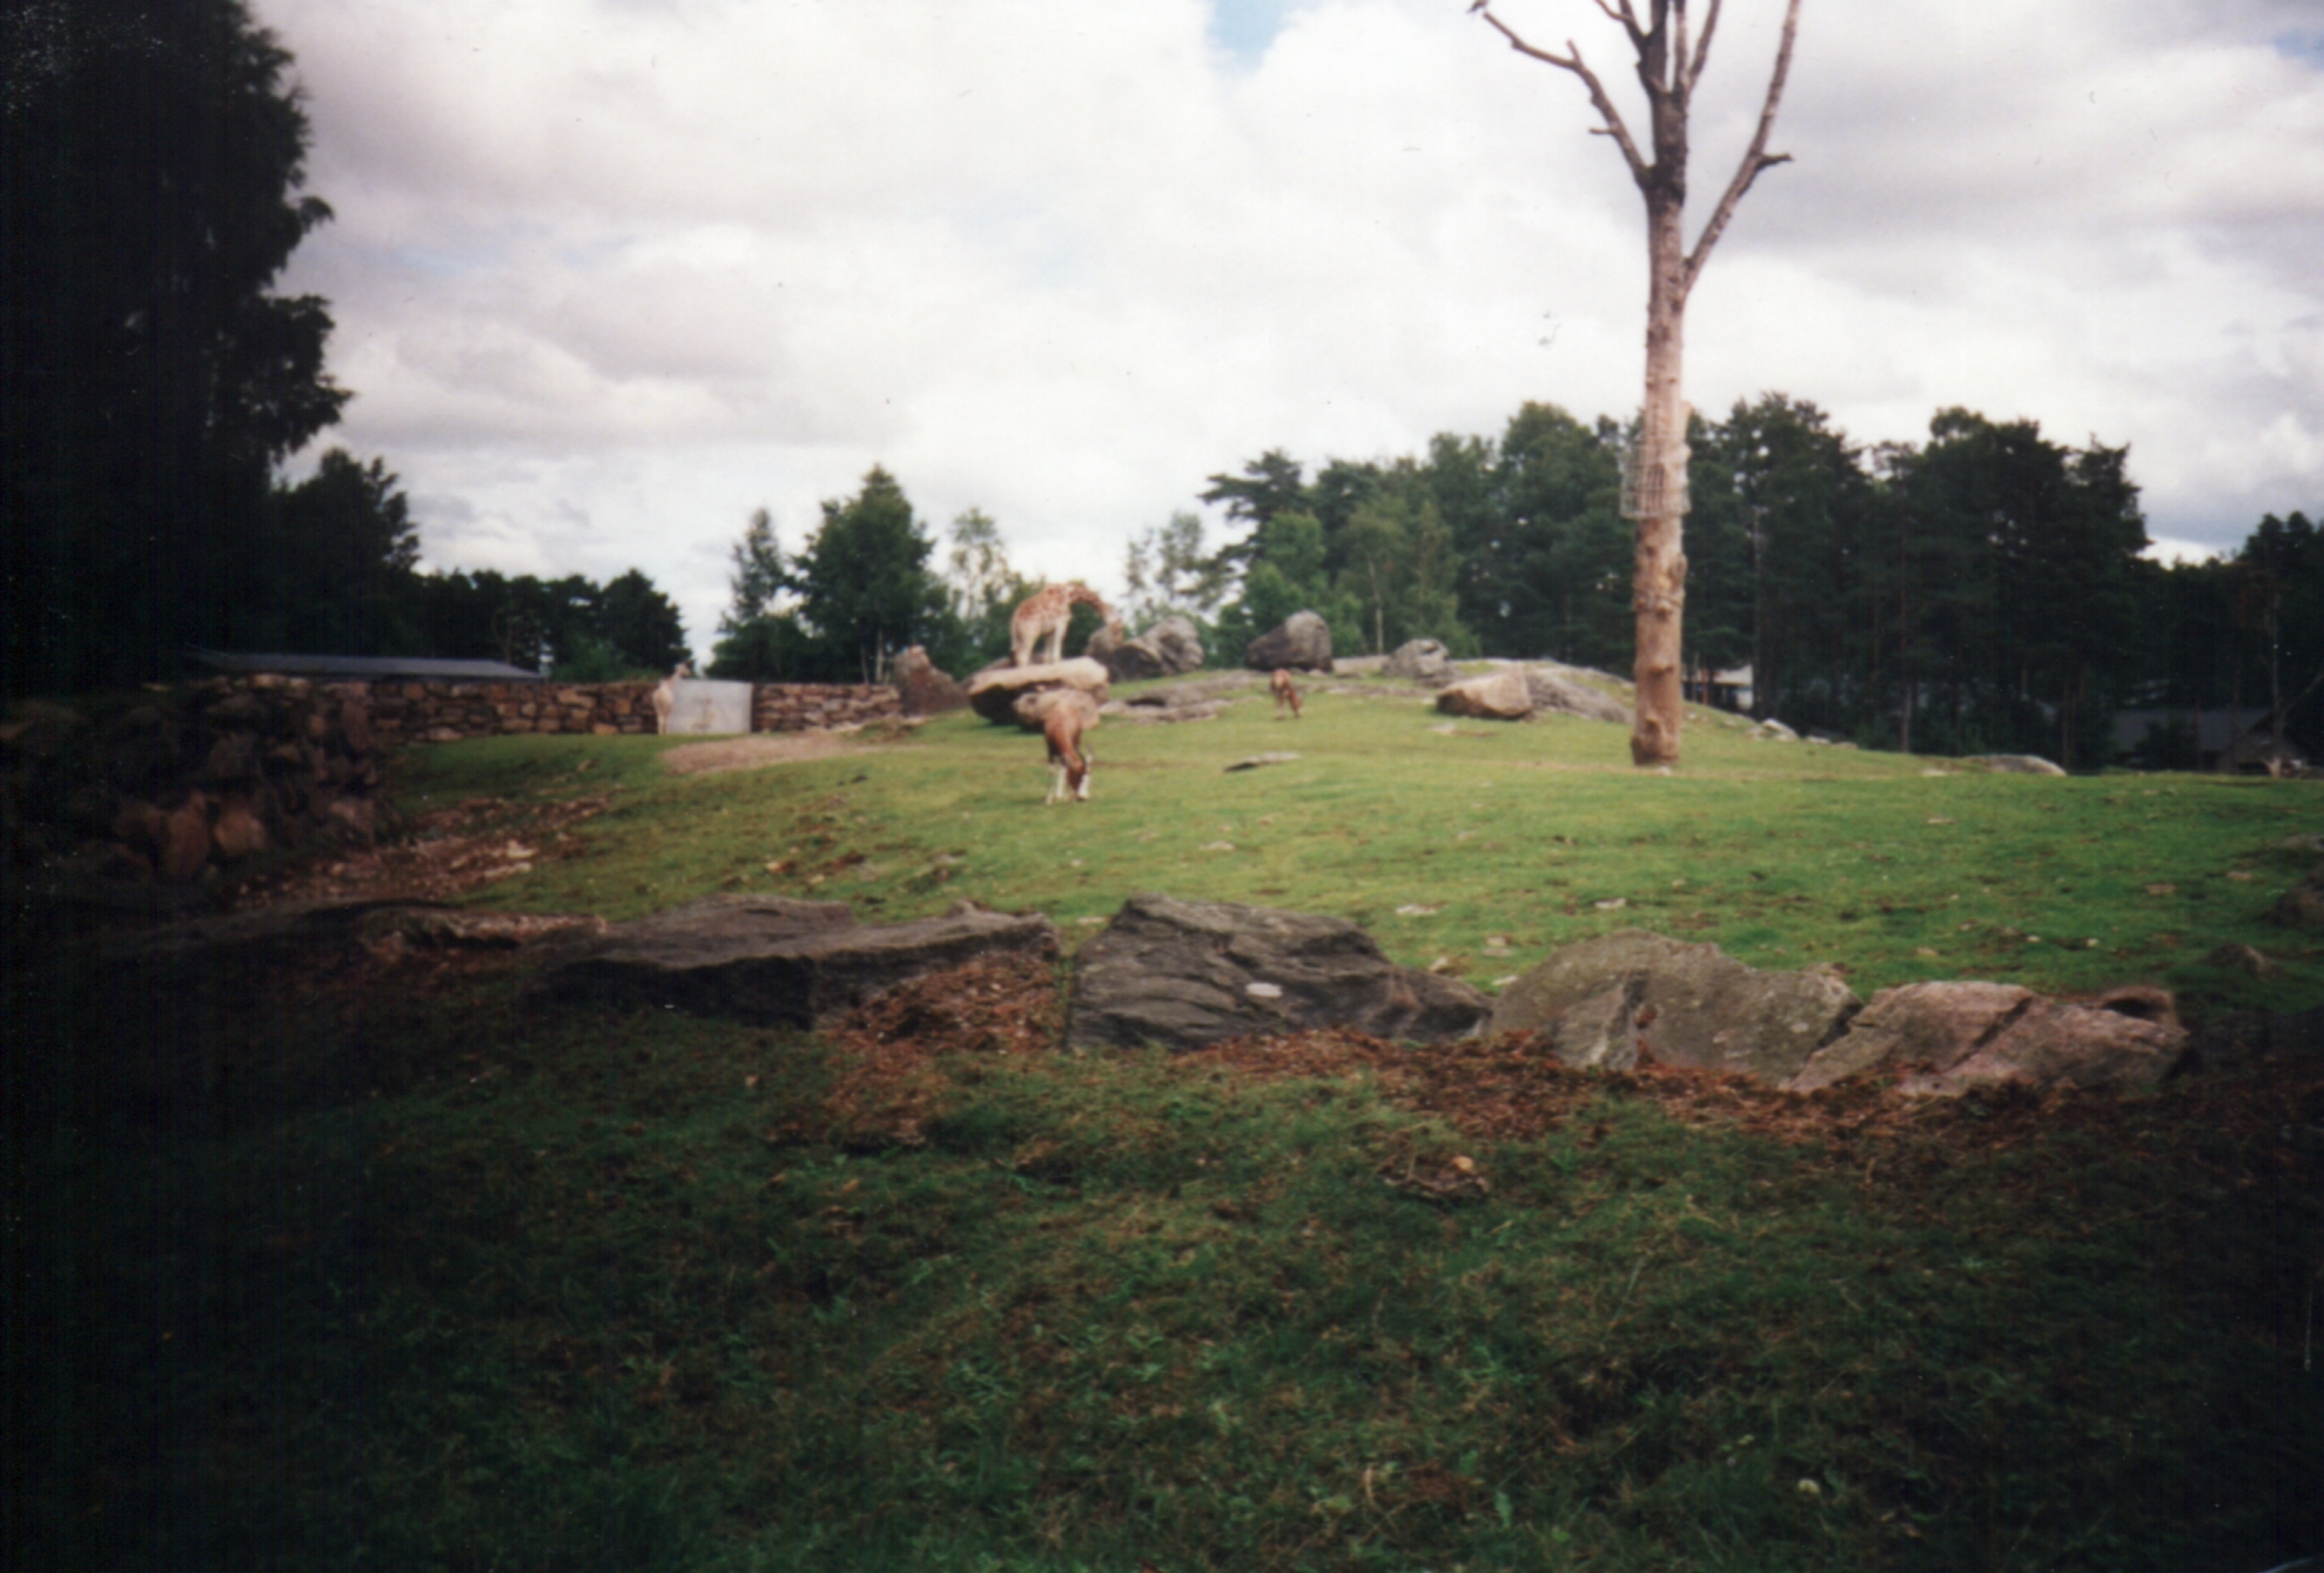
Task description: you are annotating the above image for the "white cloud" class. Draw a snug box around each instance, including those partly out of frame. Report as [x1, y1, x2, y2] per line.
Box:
[263, 0, 2324, 660]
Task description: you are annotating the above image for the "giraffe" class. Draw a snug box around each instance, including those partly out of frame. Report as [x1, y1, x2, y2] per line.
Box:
[1009, 583, 1118, 668]
[651, 660, 694, 735]
[1041, 691, 1099, 804]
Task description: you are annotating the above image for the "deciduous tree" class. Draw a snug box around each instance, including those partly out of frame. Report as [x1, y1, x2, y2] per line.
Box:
[1473, 0, 1804, 765]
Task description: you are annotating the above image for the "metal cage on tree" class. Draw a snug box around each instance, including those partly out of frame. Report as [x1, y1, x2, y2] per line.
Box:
[1619, 435, 1692, 521]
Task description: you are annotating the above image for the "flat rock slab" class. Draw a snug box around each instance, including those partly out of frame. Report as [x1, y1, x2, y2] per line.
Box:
[1436, 669, 1534, 722]
[1787, 978, 2188, 1096]
[1066, 893, 1489, 1052]
[546, 896, 1059, 1027]
[966, 658, 1110, 726]
[1487, 931, 1860, 1082]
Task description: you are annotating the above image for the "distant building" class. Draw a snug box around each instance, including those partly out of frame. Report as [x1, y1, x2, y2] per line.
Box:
[2112, 707, 2311, 773]
[190, 649, 546, 683]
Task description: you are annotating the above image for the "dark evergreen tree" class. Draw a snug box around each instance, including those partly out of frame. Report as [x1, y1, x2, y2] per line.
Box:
[2, 0, 348, 691]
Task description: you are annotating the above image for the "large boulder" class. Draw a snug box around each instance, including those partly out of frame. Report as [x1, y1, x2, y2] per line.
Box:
[543, 896, 1059, 1027]
[1785, 979, 2188, 1096]
[966, 657, 1110, 726]
[1785, 981, 2035, 1093]
[1487, 931, 1861, 1083]
[1093, 615, 1206, 683]
[1066, 893, 1490, 1052]
[1524, 667, 1630, 724]
[1383, 638, 1457, 686]
[1245, 611, 1333, 673]
[892, 645, 968, 716]
[1436, 669, 1535, 722]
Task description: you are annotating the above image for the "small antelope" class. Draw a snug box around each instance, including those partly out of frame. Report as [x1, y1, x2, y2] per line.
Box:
[1042, 692, 1099, 804]
[1270, 667, 1302, 720]
[651, 660, 694, 735]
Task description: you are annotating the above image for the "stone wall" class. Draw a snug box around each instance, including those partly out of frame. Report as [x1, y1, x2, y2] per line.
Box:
[349, 679, 902, 743]
[753, 683, 903, 734]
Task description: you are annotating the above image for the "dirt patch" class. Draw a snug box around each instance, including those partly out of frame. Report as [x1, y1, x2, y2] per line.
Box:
[661, 724, 921, 776]
[788, 951, 1067, 1147]
[234, 794, 611, 908]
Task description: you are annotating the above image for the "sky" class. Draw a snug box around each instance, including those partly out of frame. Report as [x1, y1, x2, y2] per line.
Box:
[261, 0, 2324, 661]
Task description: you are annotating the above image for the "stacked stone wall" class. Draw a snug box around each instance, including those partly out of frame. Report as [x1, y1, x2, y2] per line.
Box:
[753, 683, 903, 733]
[350, 679, 901, 742]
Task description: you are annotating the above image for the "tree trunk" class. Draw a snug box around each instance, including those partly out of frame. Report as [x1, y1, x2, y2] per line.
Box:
[1630, 195, 1690, 767]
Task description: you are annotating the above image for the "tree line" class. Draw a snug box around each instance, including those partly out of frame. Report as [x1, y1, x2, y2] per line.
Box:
[1, 0, 691, 689]
[1181, 396, 2317, 770]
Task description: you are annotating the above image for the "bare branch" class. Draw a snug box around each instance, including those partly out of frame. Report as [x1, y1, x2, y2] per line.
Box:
[1671, 2, 1691, 104]
[1682, 0, 1801, 297]
[1688, 0, 1725, 91]
[1477, 7, 1651, 184]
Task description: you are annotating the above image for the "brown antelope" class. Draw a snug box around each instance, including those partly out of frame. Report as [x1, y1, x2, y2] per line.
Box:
[651, 660, 694, 734]
[1270, 667, 1302, 720]
[1042, 691, 1099, 804]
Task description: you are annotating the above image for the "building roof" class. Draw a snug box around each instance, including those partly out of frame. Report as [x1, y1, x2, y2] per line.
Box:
[189, 649, 545, 681]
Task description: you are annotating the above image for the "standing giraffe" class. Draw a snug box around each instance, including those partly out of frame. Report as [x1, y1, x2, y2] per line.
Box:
[1009, 583, 1118, 668]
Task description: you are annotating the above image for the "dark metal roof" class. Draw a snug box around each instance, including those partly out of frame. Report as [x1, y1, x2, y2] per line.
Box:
[189, 648, 546, 681]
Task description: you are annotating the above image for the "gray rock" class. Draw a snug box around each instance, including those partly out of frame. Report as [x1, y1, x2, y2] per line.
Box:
[1899, 998, 2186, 1096]
[1435, 669, 1535, 722]
[1382, 638, 1456, 686]
[1524, 667, 1629, 723]
[1786, 981, 2035, 1092]
[965, 657, 1110, 726]
[545, 896, 1059, 1027]
[1749, 718, 1800, 742]
[1786, 978, 2189, 1097]
[1965, 753, 2069, 776]
[1095, 615, 1207, 683]
[1245, 611, 1333, 673]
[1487, 931, 1860, 1083]
[892, 645, 968, 716]
[1065, 893, 1489, 1051]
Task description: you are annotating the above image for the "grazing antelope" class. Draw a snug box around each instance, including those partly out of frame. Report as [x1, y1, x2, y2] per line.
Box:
[651, 660, 694, 735]
[1042, 691, 1099, 804]
[1010, 583, 1119, 668]
[1270, 667, 1302, 720]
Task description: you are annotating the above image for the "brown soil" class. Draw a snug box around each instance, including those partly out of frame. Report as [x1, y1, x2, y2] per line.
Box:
[233, 793, 612, 908]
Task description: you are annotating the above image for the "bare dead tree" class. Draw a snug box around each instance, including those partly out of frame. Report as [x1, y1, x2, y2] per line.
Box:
[1472, 0, 1802, 766]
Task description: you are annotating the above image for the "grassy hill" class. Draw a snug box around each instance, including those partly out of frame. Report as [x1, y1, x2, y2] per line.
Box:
[7, 676, 2321, 1572]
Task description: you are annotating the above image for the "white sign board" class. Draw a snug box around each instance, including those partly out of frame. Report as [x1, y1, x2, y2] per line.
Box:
[665, 679, 753, 736]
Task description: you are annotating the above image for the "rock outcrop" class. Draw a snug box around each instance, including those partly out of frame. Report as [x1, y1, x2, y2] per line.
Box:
[1245, 611, 1333, 674]
[1785, 980, 2188, 1096]
[1091, 616, 1206, 683]
[965, 658, 1110, 726]
[1383, 639, 1456, 686]
[1435, 669, 1536, 722]
[1066, 894, 1489, 1052]
[1524, 667, 1630, 723]
[891, 646, 968, 716]
[543, 896, 1059, 1027]
[1487, 931, 1860, 1083]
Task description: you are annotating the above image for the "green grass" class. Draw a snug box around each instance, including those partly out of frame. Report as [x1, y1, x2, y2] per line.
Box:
[408, 678, 2323, 1013]
[7, 683, 2322, 1572]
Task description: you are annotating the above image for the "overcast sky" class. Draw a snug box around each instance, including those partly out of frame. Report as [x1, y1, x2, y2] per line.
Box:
[263, 0, 2324, 661]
